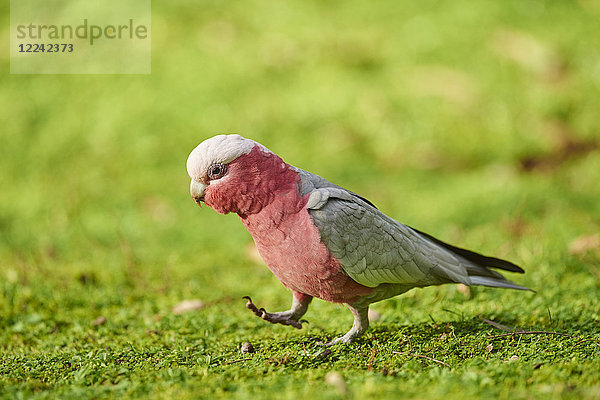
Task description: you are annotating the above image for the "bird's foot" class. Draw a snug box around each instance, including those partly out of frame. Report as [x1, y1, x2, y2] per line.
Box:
[242, 296, 308, 329]
[318, 333, 357, 347]
[324, 334, 354, 346]
[319, 314, 366, 346]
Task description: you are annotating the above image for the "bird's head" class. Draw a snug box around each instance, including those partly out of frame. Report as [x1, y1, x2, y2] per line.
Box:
[186, 134, 300, 216]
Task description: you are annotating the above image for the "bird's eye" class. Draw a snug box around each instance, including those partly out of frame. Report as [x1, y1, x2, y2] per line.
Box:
[208, 163, 228, 180]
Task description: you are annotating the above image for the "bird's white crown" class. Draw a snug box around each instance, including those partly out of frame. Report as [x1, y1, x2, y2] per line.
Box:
[186, 134, 271, 180]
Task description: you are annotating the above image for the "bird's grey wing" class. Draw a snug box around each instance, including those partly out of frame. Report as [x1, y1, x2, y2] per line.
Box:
[303, 179, 526, 290]
[296, 168, 377, 209]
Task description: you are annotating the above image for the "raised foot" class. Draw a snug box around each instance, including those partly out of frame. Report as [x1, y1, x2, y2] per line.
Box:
[242, 296, 308, 329]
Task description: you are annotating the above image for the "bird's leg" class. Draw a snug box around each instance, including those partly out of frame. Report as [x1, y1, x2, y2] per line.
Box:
[243, 291, 312, 329]
[327, 304, 369, 345]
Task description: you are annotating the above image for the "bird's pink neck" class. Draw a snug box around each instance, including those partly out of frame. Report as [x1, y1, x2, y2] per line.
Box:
[204, 145, 302, 216]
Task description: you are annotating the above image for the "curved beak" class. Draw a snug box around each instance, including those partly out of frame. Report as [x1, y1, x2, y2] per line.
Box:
[190, 180, 207, 206]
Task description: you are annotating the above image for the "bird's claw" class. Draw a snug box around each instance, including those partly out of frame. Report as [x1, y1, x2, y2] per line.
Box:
[314, 339, 345, 347]
[242, 296, 308, 329]
[243, 296, 264, 318]
[315, 340, 334, 347]
[314, 334, 356, 346]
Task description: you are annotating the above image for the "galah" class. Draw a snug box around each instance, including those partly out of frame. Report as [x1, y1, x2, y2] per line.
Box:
[186, 134, 528, 344]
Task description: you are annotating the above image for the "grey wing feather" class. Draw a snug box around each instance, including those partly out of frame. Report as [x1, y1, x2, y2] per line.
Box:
[299, 170, 528, 291]
[297, 168, 377, 209]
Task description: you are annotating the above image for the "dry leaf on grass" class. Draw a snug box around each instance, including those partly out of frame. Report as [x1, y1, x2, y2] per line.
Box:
[569, 234, 600, 255]
[457, 284, 471, 298]
[491, 29, 563, 81]
[368, 309, 382, 322]
[325, 372, 348, 395]
[245, 243, 264, 264]
[172, 299, 205, 314]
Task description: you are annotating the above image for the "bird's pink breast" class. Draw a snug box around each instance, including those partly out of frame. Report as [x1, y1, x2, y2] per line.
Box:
[240, 168, 372, 304]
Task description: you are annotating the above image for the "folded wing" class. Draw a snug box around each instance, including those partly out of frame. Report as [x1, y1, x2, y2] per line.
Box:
[299, 171, 528, 291]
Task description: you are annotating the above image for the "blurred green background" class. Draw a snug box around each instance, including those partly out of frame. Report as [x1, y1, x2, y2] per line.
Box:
[1, 0, 600, 399]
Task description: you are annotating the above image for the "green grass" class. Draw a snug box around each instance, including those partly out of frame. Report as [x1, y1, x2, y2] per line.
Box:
[2, 0, 600, 398]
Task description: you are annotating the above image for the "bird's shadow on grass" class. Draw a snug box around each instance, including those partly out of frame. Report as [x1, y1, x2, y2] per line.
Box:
[298, 312, 596, 352]
[305, 317, 496, 346]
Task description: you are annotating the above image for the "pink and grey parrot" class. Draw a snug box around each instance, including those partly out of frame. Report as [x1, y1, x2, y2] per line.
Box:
[186, 134, 528, 344]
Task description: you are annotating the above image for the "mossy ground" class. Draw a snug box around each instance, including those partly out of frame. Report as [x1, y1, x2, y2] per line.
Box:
[1, 1, 599, 398]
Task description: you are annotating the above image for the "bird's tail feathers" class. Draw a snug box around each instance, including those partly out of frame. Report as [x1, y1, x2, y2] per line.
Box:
[411, 227, 524, 273]
[469, 276, 532, 291]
